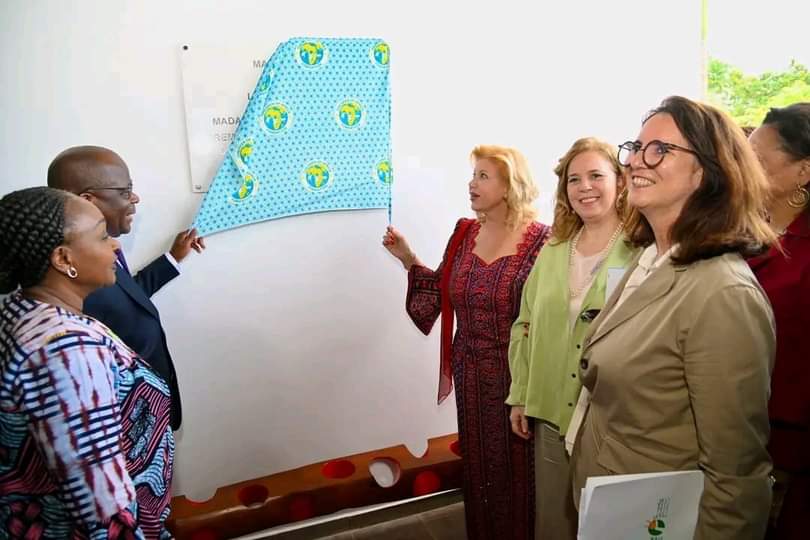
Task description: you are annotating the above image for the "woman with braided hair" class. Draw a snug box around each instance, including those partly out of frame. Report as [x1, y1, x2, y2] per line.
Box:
[0, 187, 174, 539]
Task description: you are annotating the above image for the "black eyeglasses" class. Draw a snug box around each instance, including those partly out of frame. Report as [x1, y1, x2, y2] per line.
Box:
[617, 140, 704, 169]
[80, 184, 134, 200]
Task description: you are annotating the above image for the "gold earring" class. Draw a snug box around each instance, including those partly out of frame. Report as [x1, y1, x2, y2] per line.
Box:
[787, 182, 810, 209]
[67, 266, 78, 279]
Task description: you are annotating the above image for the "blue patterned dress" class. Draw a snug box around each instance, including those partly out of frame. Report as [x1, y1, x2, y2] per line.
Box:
[0, 293, 174, 539]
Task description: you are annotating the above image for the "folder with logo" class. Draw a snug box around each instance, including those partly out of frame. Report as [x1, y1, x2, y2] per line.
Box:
[577, 470, 704, 540]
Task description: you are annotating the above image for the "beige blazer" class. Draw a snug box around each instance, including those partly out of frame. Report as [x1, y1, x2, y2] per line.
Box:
[571, 250, 775, 540]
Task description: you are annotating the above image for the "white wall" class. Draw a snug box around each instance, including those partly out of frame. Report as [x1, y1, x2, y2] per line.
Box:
[0, 0, 701, 500]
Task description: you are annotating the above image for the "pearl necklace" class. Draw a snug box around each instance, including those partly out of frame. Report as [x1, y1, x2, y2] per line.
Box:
[568, 223, 624, 298]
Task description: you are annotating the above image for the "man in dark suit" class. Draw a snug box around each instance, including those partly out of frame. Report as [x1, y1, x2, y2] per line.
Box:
[47, 146, 204, 430]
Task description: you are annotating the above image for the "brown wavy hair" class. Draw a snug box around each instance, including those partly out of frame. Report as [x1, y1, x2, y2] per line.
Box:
[625, 96, 777, 264]
[550, 137, 627, 244]
[470, 145, 538, 230]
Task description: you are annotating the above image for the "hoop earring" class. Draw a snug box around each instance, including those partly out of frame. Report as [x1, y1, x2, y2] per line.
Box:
[67, 266, 78, 279]
[788, 183, 810, 209]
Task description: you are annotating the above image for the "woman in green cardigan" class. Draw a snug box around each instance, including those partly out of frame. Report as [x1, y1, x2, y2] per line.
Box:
[507, 137, 638, 540]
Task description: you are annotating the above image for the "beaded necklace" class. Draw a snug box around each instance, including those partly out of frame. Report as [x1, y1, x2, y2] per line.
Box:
[568, 223, 623, 297]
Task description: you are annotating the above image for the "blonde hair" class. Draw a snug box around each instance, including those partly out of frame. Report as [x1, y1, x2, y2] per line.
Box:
[551, 137, 627, 243]
[470, 145, 538, 230]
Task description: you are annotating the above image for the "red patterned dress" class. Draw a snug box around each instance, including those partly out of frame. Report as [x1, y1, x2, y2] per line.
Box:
[407, 218, 550, 540]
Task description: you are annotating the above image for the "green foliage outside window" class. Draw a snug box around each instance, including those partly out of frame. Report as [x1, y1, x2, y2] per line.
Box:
[707, 58, 810, 127]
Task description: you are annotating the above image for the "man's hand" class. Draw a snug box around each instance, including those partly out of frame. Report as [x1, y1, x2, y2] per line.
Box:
[169, 228, 206, 263]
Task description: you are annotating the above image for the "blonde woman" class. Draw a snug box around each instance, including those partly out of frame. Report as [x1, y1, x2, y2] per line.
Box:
[384, 145, 550, 539]
[507, 137, 637, 540]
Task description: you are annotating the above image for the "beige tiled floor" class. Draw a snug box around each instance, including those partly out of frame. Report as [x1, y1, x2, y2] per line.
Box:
[258, 491, 465, 540]
[320, 502, 466, 540]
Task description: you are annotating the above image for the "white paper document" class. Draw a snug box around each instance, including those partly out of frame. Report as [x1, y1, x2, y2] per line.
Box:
[578, 470, 704, 540]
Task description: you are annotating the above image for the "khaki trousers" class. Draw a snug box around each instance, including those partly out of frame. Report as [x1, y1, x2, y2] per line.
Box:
[534, 422, 578, 540]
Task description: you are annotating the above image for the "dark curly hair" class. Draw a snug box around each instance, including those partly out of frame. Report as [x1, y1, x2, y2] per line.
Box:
[761, 102, 810, 161]
[0, 187, 72, 293]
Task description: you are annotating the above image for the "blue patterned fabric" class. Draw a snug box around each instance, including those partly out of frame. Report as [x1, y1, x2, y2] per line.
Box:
[193, 37, 392, 236]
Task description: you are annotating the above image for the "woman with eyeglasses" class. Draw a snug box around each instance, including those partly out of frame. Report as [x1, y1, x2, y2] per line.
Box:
[506, 137, 637, 540]
[748, 102, 810, 540]
[568, 96, 777, 539]
[0, 187, 174, 538]
[383, 145, 550, 540]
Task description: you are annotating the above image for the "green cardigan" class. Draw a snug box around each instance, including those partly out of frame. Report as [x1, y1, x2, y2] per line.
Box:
[506, 234, 638, 434]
